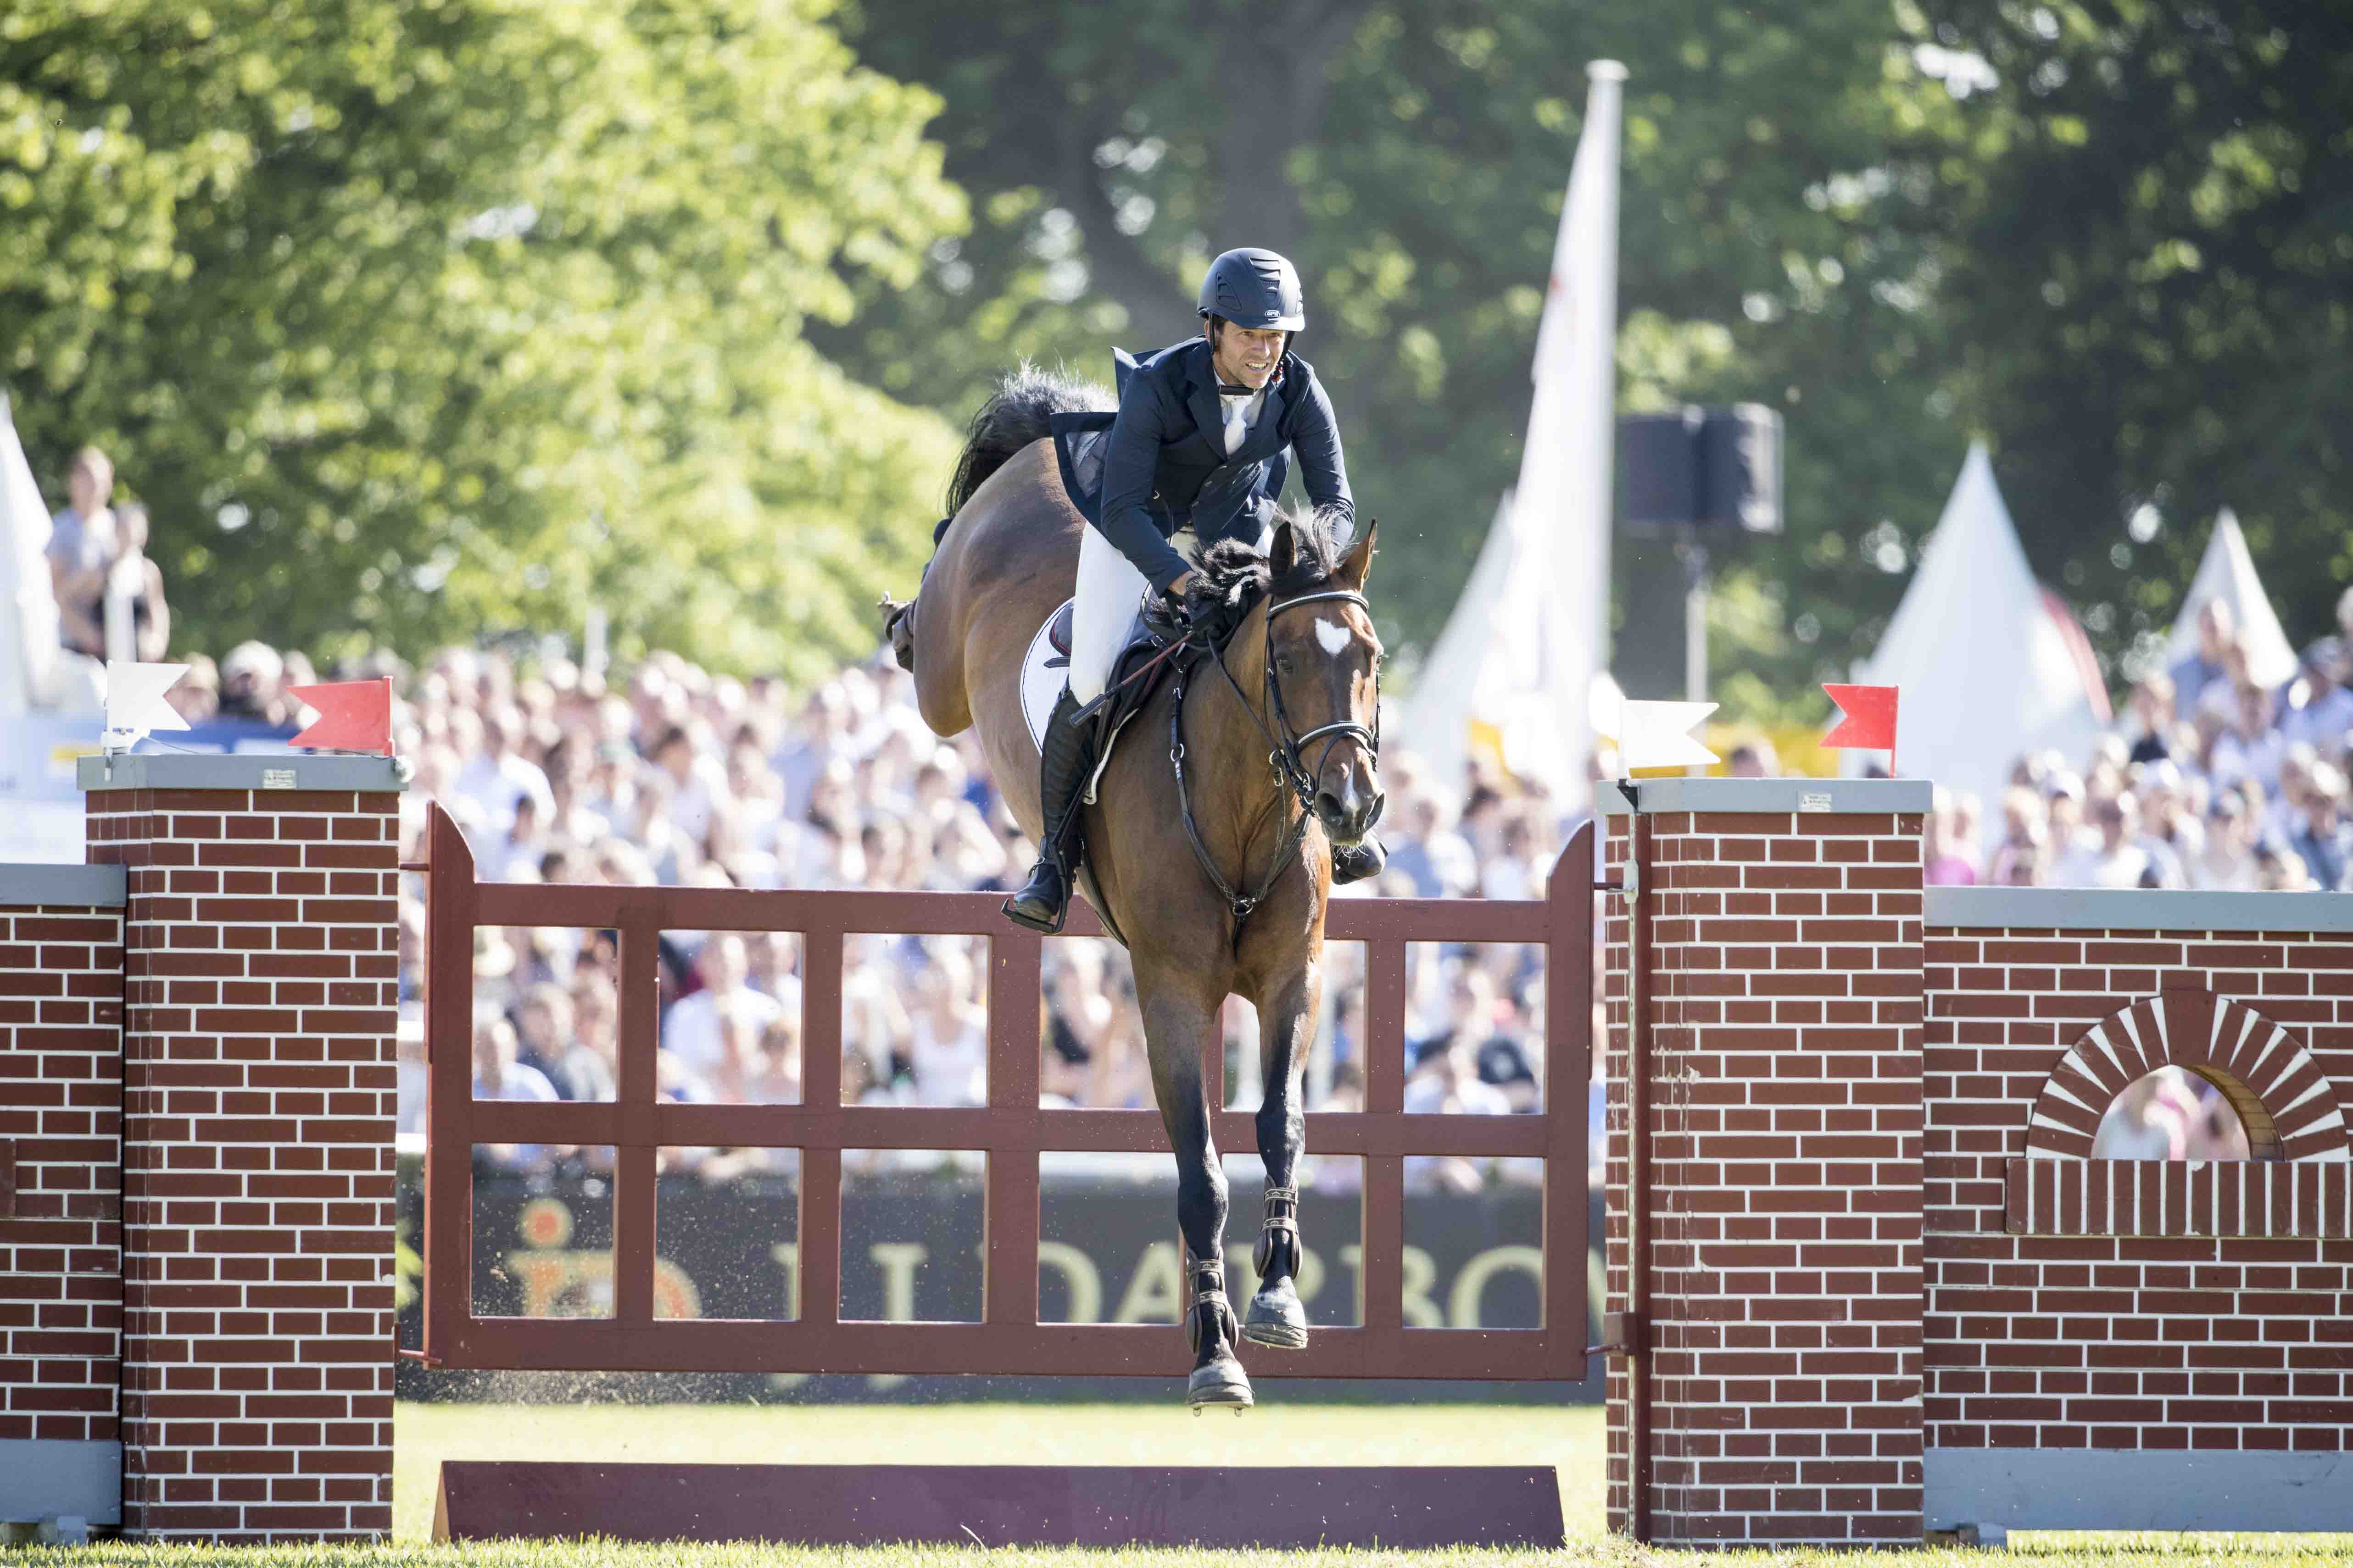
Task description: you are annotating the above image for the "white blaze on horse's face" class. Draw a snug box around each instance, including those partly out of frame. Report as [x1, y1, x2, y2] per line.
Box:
[1314, 617, 1352, 657]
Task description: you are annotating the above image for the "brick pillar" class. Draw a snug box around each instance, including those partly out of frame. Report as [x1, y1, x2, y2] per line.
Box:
[85, 753, 404, 1541]
[0, 865, 125, 1529]
[1603, 778, 1928, 1547]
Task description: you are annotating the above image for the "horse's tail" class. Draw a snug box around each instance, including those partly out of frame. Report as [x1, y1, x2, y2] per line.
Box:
[943, 361, 1114, 517]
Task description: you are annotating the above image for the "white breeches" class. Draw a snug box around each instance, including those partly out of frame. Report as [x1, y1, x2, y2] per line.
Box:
[1067, 525, 1156, 705]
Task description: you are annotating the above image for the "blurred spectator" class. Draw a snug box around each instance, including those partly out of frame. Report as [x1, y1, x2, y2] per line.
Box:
[47, 446, 117, 654]
[473, 1013, 558, 1104]
[1925, 789, 1979, 886]
[1726, 738, 1778, 778]
[2209, 681, 2286, 797]
[2053, 792, 2151, 889]
[2169, 599, 2236, 722]
[2287, 763, 2353, 891]
[2282, 639, 2353, 755]
[2124, 671, 2176, 764]
[2187, 794, 2258, 890]
[662, 934, 784, 1082]
[219, 640, 294, 723]
[167, 653, 221, 723]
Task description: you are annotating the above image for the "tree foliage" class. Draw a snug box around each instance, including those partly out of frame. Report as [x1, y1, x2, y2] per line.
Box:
[2, 0, 965, 679]
[1909, 0, 2353, 673]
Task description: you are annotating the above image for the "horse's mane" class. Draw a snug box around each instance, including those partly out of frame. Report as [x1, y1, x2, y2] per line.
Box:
[1167, 505, 1355, 643]
[944, 361, 1114, 517]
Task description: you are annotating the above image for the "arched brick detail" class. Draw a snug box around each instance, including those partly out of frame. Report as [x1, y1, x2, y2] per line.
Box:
[2023, 987, 2352, 1163]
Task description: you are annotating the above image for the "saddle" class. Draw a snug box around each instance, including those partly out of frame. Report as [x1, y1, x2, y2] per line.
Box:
[1021, 595, 1200, 808]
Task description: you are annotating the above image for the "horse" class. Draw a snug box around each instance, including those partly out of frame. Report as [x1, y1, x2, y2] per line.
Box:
[896, 366, 1384, 1409]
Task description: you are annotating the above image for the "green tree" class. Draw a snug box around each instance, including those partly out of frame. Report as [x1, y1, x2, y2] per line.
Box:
[2, 0, 965, 679]
[1908, 0, 2353, 670]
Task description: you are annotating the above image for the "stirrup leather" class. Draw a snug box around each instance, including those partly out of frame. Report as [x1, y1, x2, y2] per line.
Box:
[1182, 1245, 1236, 1356]
[1254, 1185, 1300, 1279]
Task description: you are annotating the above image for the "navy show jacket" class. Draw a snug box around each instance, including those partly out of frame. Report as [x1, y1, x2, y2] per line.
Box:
[1089, 337, 1354, 594]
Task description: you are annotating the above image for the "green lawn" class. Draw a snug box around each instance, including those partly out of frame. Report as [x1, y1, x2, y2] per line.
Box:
[7, 1402, 2348, 1564]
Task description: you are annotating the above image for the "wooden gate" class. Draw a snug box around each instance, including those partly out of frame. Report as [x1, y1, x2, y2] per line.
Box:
[412, 803, 1593, 1382]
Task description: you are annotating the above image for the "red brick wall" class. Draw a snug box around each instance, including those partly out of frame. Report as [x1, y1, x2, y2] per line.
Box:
[1925, 925, 2353, 1456]
[89, 781, 401, 1540]
[1603, 790, 1927, 1546]
[0, 899, 123, 1453]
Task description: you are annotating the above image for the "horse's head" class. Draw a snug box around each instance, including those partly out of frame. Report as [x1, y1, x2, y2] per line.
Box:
[1264, 516, 1384, 847]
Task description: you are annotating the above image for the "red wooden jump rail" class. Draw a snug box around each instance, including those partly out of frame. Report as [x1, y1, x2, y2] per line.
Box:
[412, 801, 1592, 1385]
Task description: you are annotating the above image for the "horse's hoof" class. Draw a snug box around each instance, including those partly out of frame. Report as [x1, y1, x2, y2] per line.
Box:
[1243, 1279, 1310, 1350]
[1186, 1352, 1253, 1411]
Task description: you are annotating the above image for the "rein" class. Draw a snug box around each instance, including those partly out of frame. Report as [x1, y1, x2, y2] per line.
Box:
[1170, 587, 1379, 930]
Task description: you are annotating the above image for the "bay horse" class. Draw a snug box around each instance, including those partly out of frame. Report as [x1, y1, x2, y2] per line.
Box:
[898, 367, 1384, 1409]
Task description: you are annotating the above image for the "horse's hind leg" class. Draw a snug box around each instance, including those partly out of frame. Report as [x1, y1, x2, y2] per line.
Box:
[1243, 970, 1316, 1350]
[1138, 962, 1251, 1411]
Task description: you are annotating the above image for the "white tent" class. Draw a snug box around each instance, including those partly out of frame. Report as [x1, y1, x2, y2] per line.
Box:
[2161, 508, 2299, 692]
[1853, 442, 2109, 813]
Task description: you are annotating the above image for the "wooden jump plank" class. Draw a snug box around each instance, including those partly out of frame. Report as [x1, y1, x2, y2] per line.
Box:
[434, 1462, 1566, 1548]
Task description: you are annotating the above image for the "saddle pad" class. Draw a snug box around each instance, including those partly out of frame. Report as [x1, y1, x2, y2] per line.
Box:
[1019, 600, 1076, 752]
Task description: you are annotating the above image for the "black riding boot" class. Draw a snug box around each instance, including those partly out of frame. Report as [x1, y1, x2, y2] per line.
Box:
[1331, 835, 1387, 886]
[1002, 689, 1098, 934]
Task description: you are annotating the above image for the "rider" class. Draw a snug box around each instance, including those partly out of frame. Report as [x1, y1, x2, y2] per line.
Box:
[1004, 246, 1385, 934]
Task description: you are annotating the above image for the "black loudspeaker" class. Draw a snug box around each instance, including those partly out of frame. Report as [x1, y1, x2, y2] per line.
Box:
[1617, 405, 1783, 537]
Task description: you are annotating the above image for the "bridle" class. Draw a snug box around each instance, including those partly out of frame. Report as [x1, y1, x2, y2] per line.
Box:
[1171, 586, 1382, 928]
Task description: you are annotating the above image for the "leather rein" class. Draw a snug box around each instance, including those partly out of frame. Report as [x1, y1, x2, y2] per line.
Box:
[1170, 587, 1380, 929]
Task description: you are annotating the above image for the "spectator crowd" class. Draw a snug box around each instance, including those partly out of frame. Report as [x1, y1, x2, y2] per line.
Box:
[1922, 595, 2353, 894]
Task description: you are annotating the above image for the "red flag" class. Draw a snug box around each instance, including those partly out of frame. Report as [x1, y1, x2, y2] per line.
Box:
[1821, 683, 1899, 755]
[289, 678, 393, 756]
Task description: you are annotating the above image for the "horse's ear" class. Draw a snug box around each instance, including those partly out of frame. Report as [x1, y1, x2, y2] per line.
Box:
[1270, 518, 1299, 581]
[1339, 519, 1377, 589]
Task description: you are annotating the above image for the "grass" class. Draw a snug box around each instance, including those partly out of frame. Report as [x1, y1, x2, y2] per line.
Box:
[5, 1402, 2348, 1563]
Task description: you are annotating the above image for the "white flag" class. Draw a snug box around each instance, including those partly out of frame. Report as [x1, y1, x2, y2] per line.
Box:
[1615, 699, 1719, 775]
[104, 660, 190, 749]
[1449, 61, 1625, 807]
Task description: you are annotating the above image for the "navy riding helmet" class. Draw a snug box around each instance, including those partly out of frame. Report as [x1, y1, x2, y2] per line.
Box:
[1198, 247, 1305, 334]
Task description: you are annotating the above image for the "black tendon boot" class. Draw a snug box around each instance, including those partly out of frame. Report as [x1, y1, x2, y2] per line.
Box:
[1002, 689, 1098, 934]
[1243, 1184, 1309, 1348]
[1184, 1246, 1253, 1411]
[1331, 835, 1387, 885]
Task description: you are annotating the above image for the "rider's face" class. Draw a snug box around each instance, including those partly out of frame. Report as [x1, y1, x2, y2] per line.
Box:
[1209, 322, 1285, 390]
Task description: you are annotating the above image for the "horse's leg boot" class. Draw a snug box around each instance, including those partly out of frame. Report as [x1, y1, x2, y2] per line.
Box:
[1331, 834, 1387, 886]
[1183, 1247, 1252, 1411]
[1243, 1184, 1309, 1350]
[1003, 689, 1096, 934]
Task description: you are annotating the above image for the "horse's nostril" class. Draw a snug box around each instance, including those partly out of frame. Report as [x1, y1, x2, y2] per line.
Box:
[1315, 789, 1345, 823]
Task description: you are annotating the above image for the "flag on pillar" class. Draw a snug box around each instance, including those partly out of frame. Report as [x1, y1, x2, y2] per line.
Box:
[1615, 699, 1719, 775]
[289, 678, 393, 755]
[103, 660, 190, 749]
[1821, 683, 1900, 765]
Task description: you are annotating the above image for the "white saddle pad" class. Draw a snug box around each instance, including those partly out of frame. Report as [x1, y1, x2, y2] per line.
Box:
[1018, 599, 1075, 752]
[1018, 597, 1143, 806]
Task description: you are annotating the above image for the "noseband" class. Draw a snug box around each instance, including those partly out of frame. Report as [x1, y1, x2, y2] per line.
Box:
[1170, 586, 1382, 929]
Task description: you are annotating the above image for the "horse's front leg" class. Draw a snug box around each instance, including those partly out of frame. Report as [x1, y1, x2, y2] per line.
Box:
[1137, 960, 1251, 1411]
[1242, 965, 1317, 1350]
